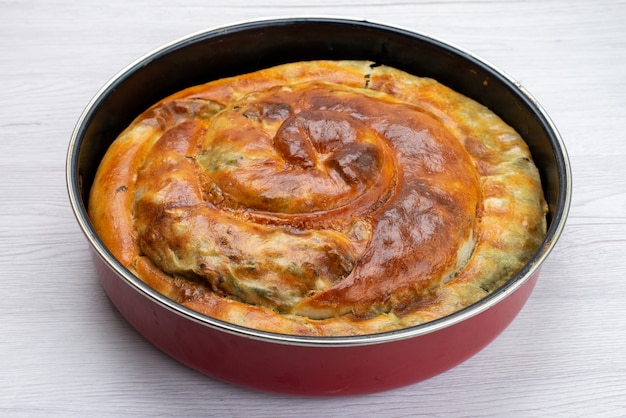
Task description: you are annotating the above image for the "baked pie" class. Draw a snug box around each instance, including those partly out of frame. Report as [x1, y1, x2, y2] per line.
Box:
[89, 61, 547, 336]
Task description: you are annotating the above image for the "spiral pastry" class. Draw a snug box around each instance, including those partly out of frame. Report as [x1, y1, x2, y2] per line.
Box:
[89, 61, 547, 336]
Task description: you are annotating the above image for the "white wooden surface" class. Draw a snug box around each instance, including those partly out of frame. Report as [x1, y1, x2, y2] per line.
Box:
[2, 0, 625, 416]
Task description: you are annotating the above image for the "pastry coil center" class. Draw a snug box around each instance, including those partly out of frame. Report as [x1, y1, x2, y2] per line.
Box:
[132, 81, 480, 319]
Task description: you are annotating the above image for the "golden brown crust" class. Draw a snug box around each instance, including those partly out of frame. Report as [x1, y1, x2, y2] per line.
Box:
[89, 61, 547, 336]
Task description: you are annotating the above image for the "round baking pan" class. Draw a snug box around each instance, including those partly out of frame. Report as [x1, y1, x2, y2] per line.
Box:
[67, 17, 571, 396]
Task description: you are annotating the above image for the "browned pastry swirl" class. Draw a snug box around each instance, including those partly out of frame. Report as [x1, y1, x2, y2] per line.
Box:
[89, 61, 547, 336]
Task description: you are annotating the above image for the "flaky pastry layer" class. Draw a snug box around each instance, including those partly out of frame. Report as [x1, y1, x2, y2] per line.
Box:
[89, 61, 547, 336]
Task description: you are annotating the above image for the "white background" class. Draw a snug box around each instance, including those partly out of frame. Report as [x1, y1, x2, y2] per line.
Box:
[2, 0, 625, 416]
